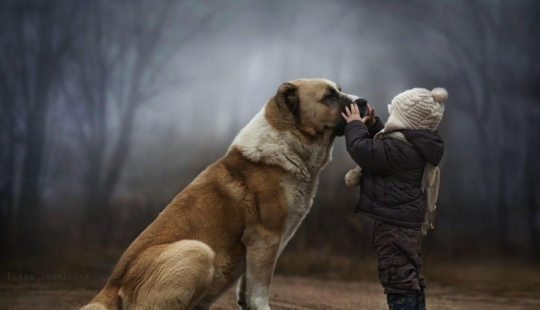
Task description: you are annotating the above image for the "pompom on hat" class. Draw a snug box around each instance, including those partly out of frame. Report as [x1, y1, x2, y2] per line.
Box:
[385, 87, 448, 132]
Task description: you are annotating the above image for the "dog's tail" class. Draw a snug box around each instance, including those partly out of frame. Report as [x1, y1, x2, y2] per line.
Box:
[80, 284, 121, 310]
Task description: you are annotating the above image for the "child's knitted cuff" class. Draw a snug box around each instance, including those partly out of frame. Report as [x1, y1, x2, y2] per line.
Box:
[345, 166, 362, 188]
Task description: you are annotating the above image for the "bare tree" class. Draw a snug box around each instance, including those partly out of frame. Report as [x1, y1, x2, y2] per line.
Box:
[58, 0, 235, 242]
[523, 105, 540, 259]
[378, 0, 522, 252]
[0, 0, 80, 255]
[0, 24, 19, 255]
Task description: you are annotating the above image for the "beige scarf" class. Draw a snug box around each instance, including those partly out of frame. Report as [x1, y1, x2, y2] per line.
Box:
[378, 131, 440, 235]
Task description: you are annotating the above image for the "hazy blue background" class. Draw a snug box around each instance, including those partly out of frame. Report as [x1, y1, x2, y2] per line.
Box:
[1, 0, 539, 272]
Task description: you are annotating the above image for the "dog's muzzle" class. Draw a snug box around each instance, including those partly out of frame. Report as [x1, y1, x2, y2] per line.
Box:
[345, 94, 367, 106]
[346, 94, 360, 102]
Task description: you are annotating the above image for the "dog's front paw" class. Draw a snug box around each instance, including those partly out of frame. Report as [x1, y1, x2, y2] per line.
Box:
[237, 299, 248, 310]
[345, 166, 362, 187]
[240, 303, 270, 310]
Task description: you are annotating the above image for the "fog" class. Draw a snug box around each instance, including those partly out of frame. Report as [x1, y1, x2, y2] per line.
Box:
[1, 0, 539, 266]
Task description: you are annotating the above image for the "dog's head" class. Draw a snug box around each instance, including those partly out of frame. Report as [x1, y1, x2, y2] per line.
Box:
[267, 78, 352, 138]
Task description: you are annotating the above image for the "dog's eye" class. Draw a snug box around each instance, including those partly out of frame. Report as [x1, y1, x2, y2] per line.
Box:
[327, 90, 339, 101]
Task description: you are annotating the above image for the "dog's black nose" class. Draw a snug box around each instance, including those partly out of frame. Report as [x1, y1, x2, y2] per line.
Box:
[354, 98, 369, 117]
[354, 98, 368, 105]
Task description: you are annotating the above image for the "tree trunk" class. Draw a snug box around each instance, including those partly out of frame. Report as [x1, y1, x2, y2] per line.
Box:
[527, 183, 540, 260]
[0, 122, 16, 259]
[526, 112, 540, 259]
[15, 5, 57, 256]
[496, 156, 508, 254]
[94, 95, 140, 245]
[17, 99, 49, 255]
[0, 62, 17, 258]
[82, 115, 107, 242]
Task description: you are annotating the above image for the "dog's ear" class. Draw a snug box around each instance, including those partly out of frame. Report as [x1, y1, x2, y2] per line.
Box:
[276, 83, 300, 117]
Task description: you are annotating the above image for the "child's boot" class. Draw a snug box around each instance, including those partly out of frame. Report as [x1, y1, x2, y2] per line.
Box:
[387, 293, 417, 310]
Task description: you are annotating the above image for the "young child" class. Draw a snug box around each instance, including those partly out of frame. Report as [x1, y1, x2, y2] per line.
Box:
[341, 88, 447, 310]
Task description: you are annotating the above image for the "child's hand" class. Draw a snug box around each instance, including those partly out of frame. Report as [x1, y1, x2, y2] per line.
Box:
[342, 103, 371, 124]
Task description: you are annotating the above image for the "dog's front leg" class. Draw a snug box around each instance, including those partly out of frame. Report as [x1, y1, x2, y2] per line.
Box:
[241, 232, 280, 310]
[237, 274, 247, 309]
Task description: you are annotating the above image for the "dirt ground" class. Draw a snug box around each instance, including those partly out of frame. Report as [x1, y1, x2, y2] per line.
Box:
[1, 274, 540, 310]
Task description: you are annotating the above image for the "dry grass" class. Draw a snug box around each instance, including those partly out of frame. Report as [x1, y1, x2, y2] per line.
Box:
[424, 261, 540, 297]
[2, 247, 540, 309]
[276, 250, 540, 298]
[2, 274, 539, 310]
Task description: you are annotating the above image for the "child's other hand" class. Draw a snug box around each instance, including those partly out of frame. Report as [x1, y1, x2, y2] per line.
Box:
[365, 104, 376, 127]
[342, 103, 371, 124]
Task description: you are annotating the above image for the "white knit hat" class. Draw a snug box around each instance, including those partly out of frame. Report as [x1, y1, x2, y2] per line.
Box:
[385, 88, 448, 132]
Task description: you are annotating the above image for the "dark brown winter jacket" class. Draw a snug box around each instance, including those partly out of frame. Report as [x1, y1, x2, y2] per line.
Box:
[344, 118, 444, 228]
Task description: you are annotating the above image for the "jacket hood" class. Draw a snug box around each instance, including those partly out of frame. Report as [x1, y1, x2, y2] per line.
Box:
[400, 130, 444, 166]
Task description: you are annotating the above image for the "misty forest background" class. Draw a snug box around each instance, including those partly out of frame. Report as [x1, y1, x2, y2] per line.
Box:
[1, 0, 540, 278]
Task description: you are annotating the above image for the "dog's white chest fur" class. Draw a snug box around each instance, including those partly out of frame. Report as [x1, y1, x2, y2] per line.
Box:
[278, 175, 319, 253]
[231, 107, 333, 253]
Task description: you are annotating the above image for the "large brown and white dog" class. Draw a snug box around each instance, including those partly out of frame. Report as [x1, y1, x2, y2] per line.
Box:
[81, 78, 353, 310]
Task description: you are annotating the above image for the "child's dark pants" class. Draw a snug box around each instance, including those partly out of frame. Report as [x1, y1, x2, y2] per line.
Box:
[373, 221, 425, 295]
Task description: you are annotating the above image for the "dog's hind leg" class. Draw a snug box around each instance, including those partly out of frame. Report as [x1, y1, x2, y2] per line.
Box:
[120, 240, 215, 310]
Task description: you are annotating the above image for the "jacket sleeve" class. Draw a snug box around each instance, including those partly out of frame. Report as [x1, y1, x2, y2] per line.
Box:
[344, 120, 393, 174]
[368, 116, 384, 138]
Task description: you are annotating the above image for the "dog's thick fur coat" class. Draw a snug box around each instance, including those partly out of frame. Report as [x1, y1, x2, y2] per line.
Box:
[80, 78, 351, 310]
